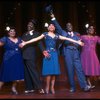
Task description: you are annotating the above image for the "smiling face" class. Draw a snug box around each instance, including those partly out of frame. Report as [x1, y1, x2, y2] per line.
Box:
[27, 22, 35, 31]
[66, 23, 73, 32]
[8, 29, 16, 37]
[87, 26, 95, 35]
[47, 24, 55, 32]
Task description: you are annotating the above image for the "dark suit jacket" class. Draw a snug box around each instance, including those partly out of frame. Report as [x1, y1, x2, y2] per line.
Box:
[21, 31, 45, 60]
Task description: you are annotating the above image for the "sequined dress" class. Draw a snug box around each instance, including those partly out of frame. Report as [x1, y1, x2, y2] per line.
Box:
[0, 37, 24, 82]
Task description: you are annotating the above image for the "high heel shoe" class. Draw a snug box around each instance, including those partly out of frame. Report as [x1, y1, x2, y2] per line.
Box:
[11, 87, 18, 95]
[90, 85, 95, 89]
[51, 88, 55, 94]
[45, 88, 49, 94]
[12, 90, 18, 95]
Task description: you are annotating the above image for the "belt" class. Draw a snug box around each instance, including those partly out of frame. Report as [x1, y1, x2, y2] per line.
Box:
[64, 43, 78, 48]
[47, 48, 56, 51]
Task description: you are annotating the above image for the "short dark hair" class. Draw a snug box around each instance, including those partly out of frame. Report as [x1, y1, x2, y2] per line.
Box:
[8, 26, 18, 35]
[28, 19, 37, 25]
[9, 26, 16, 30]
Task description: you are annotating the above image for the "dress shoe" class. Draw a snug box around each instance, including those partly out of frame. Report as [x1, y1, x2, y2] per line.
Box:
[38, 89, 45, 94]
[24, 90, 34, 94]
[90, 85, 95, 89]
[11, 87, 18, 95]
[69, 88, 76, 93]
[83, 85, 91, 92]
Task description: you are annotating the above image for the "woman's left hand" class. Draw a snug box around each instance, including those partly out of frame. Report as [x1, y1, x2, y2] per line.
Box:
[78, 40, 84, 46]
[19, 40, 26, 48]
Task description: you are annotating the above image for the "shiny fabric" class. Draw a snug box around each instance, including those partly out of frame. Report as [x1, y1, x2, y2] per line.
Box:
[0, 37, 24, 82]
[42, 32, 61, 76]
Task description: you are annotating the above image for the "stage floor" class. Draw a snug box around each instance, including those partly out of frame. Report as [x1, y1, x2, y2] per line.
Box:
[0, 80, 100, 99]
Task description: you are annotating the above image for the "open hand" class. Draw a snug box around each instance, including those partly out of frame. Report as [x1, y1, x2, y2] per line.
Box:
[50, 13, 55, 18]
[77, 40, 84, 46]
[19, 40, 26, 48]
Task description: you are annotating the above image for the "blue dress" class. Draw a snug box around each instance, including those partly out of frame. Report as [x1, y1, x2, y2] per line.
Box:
[42, 32, 61, 76]
[0, 37, 24, 82]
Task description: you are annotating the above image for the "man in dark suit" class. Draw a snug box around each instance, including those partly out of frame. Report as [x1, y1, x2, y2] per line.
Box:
[21, 19, 47, 94]
[49, 14, 91, 92]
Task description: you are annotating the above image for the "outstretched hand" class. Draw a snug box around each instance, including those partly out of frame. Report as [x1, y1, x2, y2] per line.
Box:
[77, 40, 84, 46]
[19, 40, 26, 48]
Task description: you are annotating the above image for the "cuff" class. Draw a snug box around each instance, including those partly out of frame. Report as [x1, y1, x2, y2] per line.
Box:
[51, 17, 56, 20]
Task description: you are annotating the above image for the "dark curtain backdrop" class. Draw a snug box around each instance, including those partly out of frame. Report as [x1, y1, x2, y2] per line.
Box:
[0, 0, 100, 81]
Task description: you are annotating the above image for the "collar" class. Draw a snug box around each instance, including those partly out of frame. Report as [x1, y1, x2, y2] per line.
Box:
[29, 30, 34, 35]
[68, 31, 74, 37]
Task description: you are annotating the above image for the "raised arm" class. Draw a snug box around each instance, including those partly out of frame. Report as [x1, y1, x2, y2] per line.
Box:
[59, 35, 84, 46]
[50, 14, 64, 35]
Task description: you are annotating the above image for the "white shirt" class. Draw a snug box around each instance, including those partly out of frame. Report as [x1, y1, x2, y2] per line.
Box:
[68, 31, 74, 37]
[51, 17, 56, 21]
[29, 30, 34, 35]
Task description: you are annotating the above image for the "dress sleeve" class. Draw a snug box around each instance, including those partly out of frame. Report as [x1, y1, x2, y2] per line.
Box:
[0, 36, 7, 44]
[80, 35, 84, 42]
[18, 37, 22, 43]
[43, 32, 48, 37]
[55, 34, 59, 40]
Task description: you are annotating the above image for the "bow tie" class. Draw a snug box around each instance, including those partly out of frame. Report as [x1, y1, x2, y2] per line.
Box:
[68, 32, 74, 37]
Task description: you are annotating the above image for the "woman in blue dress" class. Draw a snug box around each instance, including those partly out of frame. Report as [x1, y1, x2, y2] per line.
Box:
[0, 27, 24, 94]
[19, 23, 84, 94]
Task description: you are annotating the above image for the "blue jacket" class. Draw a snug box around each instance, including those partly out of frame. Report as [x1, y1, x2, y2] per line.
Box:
[51, 19, 81, 55]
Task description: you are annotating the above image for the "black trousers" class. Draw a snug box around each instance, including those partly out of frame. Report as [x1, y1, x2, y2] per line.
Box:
[24, 59, 42, 90]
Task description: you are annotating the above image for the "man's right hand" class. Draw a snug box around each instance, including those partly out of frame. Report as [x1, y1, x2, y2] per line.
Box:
[50, 13, 55, 18]
[77, 40, 84, 46]
[19, 40, 26, 48]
